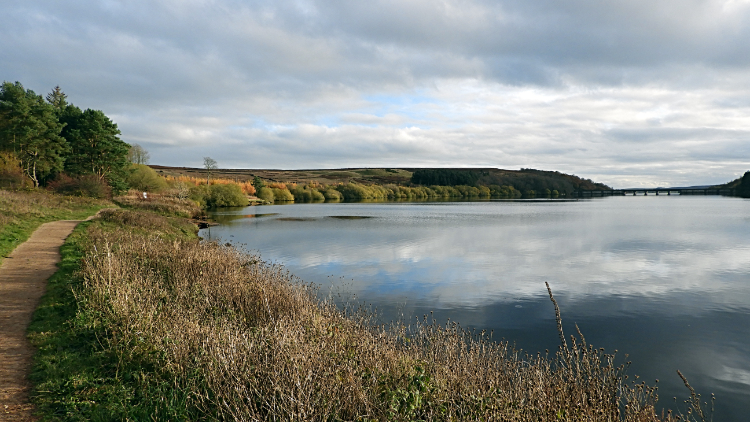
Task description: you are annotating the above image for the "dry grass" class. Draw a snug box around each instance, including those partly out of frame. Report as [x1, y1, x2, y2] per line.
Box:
[74, 217, 710, 421]
[113, 191, 203, 218]
[164, 174, 257, 195]
[98, 208, 175, 232]
[0, 189, 108, 230]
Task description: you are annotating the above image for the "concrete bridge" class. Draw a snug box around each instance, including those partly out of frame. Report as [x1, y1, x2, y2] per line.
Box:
[576, 187, 735, 197]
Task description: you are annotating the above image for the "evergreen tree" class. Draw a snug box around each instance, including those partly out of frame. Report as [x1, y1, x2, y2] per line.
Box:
[46, 85, 68, 114]
[0, 81, 68, 187]
[60, 106, 130, 193]
[736, 171, 750, 198]
[252, 175, 265, 190]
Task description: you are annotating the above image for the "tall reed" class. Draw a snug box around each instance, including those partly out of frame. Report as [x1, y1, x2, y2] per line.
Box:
[74, 210, 709, 421]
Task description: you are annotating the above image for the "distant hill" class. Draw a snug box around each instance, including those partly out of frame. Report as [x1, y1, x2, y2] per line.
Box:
[149, 165, 415, 185]
[714, 177, 742, 189]
[149, 165, 611, 196]
[715, 171, 750, 197]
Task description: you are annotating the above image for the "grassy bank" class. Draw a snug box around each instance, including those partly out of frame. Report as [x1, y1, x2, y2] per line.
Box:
[0, 189, 111, 265]
[28, 196, 709, 421]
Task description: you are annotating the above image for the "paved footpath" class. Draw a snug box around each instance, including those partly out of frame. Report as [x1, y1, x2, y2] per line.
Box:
[0, 220, 84, 421]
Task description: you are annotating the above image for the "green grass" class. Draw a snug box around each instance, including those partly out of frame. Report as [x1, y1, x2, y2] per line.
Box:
[27, 219, 203, 421]
[0, 189, 110, 265]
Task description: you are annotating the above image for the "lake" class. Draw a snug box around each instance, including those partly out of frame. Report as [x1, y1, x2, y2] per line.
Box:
[201, 196, 750, 420]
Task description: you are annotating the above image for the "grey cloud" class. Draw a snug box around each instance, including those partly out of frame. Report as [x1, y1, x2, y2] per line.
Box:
[2, 0, 750, 187]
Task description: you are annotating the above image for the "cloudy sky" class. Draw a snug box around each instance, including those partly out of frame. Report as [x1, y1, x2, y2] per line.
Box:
[2, 0, 750, 187]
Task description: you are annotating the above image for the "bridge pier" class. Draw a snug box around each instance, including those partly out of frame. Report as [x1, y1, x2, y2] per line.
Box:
[609, 188, 734, 196]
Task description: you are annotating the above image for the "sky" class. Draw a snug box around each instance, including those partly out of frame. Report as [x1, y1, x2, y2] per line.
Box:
[2, 0, 750, 188]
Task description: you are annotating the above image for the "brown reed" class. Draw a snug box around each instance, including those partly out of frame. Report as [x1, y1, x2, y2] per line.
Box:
[113, 191, 203, 218]
[73, 210, 707, 421]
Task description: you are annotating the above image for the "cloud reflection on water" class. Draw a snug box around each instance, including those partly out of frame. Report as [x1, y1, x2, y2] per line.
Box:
[202, 196, 750, 418]
[206, 197, 750, 316]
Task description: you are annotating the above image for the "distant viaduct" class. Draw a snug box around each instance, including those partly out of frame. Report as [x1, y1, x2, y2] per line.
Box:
[575, 187, 734, 197]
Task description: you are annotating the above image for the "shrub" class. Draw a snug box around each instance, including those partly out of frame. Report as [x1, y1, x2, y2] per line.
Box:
[257, 187, 275, 203]
[335, 183, 390, 200]
[188, 185, 210, 207]
[207, 183, 248, 208]
[323, 188, 342, 201]
[126, 164, 169, 192]
[489, 184, 522, 199]
[172, 181, 190, 200]
[47, 174, 112, 199]
[271, 187, 294, 202]
[290, 185, 325, 202]
[0, 152, 31, 189]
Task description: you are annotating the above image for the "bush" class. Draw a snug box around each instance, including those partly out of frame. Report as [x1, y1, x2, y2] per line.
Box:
[335, 183, 390, 200]
[271, 187, 294, 202]
[126, 164, 169, 192]
[207, 184, 248, 208]
[489, 184, 521, 199]
[47, 174, 112, 199]
[0, 152, 31, 189]
[172, 181, 190, 200]
[188, 185, 210, 207]
[257, 187, 275, 203]
[323, 188, 343, 201]
[290, 185, 325, 202]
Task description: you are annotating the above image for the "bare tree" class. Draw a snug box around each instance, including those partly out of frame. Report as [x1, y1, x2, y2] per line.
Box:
[128, 143, 150, 165]
[174, 181, 190, 200]
[204, 156, 218, 185]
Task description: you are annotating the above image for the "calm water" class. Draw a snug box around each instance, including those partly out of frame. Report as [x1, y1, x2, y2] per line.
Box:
[201, 196, 750, 420]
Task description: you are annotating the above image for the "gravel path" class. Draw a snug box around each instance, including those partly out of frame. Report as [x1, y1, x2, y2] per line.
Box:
[0, 220, 86, 421]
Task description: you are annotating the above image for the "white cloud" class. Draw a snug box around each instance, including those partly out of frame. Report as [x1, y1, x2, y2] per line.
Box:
[2, 0, 750, 186]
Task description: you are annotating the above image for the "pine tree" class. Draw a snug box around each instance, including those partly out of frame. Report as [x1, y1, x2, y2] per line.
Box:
[0, 81, 68, 187]
[61, 106, 130, 192]
[45, 85, 68, 114]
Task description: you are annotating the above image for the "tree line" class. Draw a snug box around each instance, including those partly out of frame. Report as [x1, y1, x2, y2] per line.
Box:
[410, 169, 482, 186]
[410, 168, 611, 196]
[0, 81, 134, 193]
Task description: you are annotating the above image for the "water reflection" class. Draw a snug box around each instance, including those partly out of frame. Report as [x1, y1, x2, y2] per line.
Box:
[209, 212, 279, 223]
[202, 197, 750, 420]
